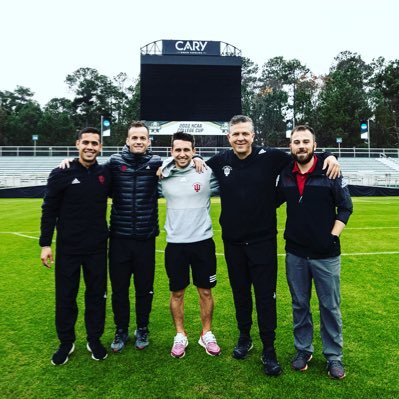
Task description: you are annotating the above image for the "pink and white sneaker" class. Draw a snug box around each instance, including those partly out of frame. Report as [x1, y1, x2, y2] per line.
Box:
[171, 333, 188, 358]
[198, 331, 221, 356]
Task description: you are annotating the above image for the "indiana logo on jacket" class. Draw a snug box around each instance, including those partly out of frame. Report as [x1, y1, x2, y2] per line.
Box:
[193, 182, 201, 192]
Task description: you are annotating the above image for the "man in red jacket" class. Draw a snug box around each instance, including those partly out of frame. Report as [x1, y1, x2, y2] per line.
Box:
[277, 125, 352, 379]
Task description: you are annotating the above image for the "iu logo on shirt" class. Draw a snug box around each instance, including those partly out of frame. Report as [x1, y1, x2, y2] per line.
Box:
[98, 175, 105, 184]
[193, 183, 201, 192]
[121, 165, 127, 172]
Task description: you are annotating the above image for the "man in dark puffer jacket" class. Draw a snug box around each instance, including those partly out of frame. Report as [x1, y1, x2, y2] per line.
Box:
[108, 121, 162, 353]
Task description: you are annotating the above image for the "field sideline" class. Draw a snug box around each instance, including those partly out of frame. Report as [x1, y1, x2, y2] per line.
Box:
[0, 197, 398, 399]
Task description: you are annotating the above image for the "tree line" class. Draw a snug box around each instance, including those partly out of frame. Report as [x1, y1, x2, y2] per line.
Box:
[1, 51, 398, 148]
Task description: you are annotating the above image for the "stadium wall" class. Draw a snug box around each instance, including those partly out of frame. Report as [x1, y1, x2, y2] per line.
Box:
[1, 185, 399, 199]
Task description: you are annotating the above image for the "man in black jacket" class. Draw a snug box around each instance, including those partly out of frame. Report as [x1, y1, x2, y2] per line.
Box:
[108, 121, 162, 352]
[206, 115, 339, 376]
[277, 125, 352, 379]
[40, 127, 111, 365]
[59, 122, 162, 353]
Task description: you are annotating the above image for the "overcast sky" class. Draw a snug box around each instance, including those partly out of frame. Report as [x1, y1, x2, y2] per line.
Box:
[1, 0, 397, 105]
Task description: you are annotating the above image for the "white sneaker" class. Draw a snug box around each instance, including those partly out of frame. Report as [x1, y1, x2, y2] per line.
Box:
[171, 333, 188, 358]
[198, 331, 221, 356]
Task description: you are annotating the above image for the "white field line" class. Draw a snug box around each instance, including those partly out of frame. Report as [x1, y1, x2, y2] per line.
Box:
[3, 232, 399, 257]
[211, 227, 399, 232]
[5, 232, 40, 240]
[344, 227, 399, 230]
[0, 232, 40, 233]
[2, 226, 399, 236]
[157, 250, 399, 257]
[352, 199, 399, 204]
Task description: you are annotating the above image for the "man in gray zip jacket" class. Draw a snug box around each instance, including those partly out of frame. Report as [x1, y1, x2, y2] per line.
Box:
[159, 132, 220, 359]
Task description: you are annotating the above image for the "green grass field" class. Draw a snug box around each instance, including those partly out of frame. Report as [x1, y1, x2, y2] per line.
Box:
[0, 197, 398, 399]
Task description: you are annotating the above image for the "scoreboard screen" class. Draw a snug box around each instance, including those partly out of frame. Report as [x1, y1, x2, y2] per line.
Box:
[140, 62, 241, 121]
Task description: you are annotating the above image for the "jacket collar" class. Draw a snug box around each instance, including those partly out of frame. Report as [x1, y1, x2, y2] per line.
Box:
[121, 144, 152, 164]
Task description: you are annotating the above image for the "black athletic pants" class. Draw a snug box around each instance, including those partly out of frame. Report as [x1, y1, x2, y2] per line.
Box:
[55, 250, 107, 344]
[109, 237, 155, 331]
[223, 238, 278, 350]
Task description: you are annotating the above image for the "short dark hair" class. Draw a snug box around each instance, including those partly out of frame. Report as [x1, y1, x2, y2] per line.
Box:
[291, 125, 316, 141]
[77, 127, 101, 140]
[171, 132, 195, 148]
[128, 120, 149, 135]
[229, 115, 254, 133]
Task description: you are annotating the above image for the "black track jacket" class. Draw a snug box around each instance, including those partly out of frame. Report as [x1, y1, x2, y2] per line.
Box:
[207, 147, 291, 243]
[40, 160, 111, 254]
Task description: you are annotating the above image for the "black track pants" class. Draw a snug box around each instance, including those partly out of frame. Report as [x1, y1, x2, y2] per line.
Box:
[109, 237, 155, 331]
[55, 251, 107, 343]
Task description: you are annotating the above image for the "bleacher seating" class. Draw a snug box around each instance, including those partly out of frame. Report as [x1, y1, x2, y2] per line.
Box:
[339, 158, 399, 187]
[0, 156, 108, 188]
[1, 155, 399, 189]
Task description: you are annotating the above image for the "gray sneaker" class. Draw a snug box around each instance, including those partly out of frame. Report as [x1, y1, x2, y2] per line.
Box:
[134, 327, 149, 350]
[111, 329, 129, 353]
[291, 350, 313, 371]
[327, 360, 346, 379]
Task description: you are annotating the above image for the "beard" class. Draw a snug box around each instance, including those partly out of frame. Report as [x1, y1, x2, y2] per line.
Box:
[292, 150, 314, 165]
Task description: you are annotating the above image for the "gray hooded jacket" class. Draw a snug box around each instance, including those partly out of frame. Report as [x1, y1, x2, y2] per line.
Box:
[159, 160, 219, 243]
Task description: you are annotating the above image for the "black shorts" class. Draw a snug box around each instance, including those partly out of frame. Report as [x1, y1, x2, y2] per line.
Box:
[165, 238, 217, 292]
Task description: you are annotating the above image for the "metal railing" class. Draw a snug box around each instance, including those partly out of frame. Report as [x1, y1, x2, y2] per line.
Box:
[0, 146, 398, 158]
[1, 147, 399, 189]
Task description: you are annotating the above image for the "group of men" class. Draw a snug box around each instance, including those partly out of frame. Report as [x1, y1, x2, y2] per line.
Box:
[40, 115, 352, 379]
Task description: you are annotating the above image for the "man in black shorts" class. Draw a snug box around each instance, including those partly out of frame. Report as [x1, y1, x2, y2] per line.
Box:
[159, 132, 220, 358]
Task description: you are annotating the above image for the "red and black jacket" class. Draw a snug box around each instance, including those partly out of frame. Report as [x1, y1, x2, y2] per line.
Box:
[277, 159, 353, 259]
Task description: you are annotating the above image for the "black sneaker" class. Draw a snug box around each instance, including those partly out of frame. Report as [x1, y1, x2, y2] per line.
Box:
[87, 340, 108, 361]
[261, 350, 282, 376]
[110, 329, 129, 353]
[327, 360, 346, 379]
[51, 343, 75, 366]
[291, 350, 313, 371]
[232, 336, 253, 359]
[134, 327, 149, 350]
